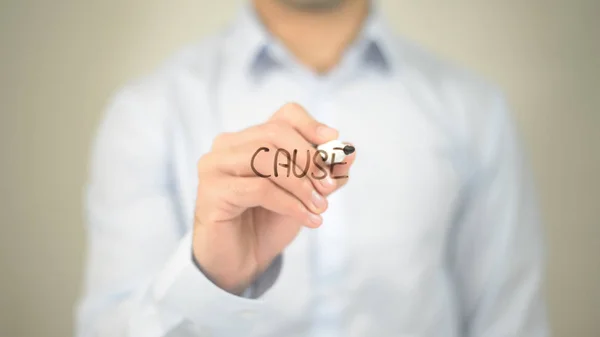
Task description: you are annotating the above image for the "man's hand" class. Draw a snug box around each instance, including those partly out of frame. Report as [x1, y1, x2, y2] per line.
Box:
[192, 103, 356, 294]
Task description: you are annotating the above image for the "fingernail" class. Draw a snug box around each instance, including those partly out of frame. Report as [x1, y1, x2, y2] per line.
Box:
[308, 213, 322, 226]
[311, 190, 326, 211]
[317, 125, 337, 140]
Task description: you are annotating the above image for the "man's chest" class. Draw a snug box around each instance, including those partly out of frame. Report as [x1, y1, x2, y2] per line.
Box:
[212, 77, 463, 252]
[171, 76, 464, 334]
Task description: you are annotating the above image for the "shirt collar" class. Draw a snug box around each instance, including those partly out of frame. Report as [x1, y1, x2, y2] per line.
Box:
[228, 2, 399, 79]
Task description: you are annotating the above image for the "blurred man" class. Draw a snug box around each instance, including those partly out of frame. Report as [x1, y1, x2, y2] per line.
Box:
[76, 0, 549, 336]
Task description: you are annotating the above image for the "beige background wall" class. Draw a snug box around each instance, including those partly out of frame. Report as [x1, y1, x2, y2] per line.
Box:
[1, 0, 598, 336]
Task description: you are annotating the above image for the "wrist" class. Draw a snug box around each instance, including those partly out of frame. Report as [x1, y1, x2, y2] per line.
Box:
[191, 244, 255, 295]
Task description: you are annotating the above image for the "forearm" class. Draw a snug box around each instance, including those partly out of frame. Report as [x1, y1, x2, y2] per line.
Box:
[77, 231, 281, 337]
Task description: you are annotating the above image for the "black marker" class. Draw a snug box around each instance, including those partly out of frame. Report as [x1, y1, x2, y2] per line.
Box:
[316, 140, 355, 165]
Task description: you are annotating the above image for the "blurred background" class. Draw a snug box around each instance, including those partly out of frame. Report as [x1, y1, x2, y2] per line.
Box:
[1, 0, 599, 336]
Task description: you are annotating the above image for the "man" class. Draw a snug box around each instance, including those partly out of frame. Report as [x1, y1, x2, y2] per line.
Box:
[76, 0, 549, 336]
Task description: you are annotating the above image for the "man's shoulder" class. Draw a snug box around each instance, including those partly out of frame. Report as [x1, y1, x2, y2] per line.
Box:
[390, 34, 503, 104]
[387, 35, 514, 162]
[392, 34, 509, 120]
[119, 32, 225, 95]
[105, 32, 226, 114]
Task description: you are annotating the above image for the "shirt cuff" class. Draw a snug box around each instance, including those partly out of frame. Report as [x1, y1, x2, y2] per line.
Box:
[150, 230, 281, 333]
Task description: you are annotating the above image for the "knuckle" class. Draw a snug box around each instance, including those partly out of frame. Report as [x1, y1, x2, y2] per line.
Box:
[195, 188, 223, 225]
[212, 132, 231, 149]
[255, 179, 271, 198]
[281, 102, 304, 114]
[196, 153, 211, 174]
[263, 122, 283, 141]
[205, 210, 223, 224]
[232, 164, 243, 177]
[273, 102, 305, 120]
[225, 179, 245, 196]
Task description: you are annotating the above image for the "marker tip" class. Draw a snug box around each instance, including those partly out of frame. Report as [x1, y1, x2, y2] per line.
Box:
[343, 145, 355, 155]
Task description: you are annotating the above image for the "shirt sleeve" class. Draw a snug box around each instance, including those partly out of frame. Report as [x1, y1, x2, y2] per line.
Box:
[448, 91, 550, 337]
[75, 82, 281, 337]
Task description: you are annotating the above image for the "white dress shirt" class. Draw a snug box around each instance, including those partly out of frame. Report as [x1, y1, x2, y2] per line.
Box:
[76, 3, 549, 337]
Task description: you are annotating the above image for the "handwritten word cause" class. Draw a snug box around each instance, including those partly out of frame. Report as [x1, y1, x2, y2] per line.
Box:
[250, 147, 349, 179]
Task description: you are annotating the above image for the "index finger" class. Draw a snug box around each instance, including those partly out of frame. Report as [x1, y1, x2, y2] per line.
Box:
[270, 102, 339, 145]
